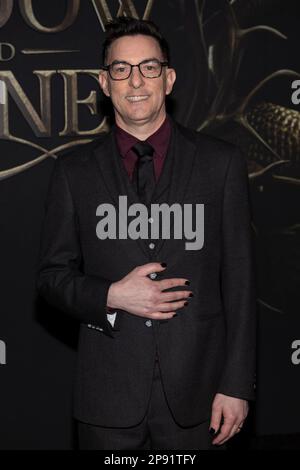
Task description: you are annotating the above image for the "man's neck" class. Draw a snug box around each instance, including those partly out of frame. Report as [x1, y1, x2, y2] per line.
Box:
[115, 112, 167, 140]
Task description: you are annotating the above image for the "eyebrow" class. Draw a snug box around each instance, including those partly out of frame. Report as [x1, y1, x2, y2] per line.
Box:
[110, 57, 162, 65]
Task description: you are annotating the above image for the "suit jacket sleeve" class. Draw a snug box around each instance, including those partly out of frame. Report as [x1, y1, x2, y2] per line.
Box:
[35, 156, 115, 337]
[217, 147, 257, 400]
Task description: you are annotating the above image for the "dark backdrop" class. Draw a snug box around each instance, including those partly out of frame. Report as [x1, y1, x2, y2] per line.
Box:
[0, 0, 299, 449]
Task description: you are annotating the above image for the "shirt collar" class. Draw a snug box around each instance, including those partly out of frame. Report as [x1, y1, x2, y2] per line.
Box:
[115, 114, 171, 160]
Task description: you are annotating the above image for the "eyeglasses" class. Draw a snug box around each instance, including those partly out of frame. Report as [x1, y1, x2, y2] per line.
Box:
[101, 59, 168, 80]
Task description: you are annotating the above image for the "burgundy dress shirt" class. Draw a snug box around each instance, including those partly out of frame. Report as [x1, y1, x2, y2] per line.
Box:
[115, 114, 172, 182]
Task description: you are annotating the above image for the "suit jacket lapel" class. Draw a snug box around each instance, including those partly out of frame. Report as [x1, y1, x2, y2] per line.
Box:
[93, 127, 151, 258]
[167, 117, 198, 204]
[151, 117, 198, 257]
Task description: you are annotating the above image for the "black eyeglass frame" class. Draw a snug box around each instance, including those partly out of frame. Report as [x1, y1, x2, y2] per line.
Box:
[101, 59, 169, 80]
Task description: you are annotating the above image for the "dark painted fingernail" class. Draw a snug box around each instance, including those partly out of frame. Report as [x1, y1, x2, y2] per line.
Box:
[184, 301, 189, 306]
[173, 313, 178, 317]
[161, 262, 167, 268]
[209, 428, 216, 435]
[185, 280, 190, 285]
[189, 293, 194, 297]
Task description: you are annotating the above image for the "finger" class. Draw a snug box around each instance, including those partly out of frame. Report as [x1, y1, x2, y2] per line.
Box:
[156, 300, 189, 312]
[209, 406, 223, 437]
[212, 420, 235, 445]
[149, 311, 177, 320]
[216, 422, 240, 446]
[160, 290, 193, 302]
[236, 419, 245, 434]
[157, 278, 190, 291]
[136, 262, 167, 277]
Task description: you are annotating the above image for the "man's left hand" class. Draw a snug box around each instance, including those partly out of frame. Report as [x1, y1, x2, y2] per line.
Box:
[209, 393, 249, 446]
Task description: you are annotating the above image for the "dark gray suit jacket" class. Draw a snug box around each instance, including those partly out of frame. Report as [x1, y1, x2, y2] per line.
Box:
[36, 115, 256, 427]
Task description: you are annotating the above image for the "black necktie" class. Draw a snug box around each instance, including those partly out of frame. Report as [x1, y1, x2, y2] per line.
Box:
[132, 141, 155, 206]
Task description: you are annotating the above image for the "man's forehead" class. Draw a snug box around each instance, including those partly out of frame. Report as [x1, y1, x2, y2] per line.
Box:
[107, 35, 162, 61]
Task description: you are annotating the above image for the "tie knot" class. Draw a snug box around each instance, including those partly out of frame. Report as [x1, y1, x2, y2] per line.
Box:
[132, 141, 154, 159]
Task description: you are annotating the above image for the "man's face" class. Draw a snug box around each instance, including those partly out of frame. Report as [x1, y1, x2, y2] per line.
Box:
[99, 34, 176, 127]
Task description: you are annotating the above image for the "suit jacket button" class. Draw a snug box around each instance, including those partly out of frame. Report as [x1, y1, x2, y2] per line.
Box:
[145, 320, 152, 327]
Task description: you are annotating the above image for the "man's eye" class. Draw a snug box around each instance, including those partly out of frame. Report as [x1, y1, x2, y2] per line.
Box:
[113, 64, 127, 72]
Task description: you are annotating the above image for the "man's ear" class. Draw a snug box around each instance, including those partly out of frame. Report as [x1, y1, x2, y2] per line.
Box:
[165, 68, 176, 96]
[99, 71, 110, 97]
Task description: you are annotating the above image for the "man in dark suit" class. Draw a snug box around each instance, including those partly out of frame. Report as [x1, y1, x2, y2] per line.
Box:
[36, 17, 256, 450]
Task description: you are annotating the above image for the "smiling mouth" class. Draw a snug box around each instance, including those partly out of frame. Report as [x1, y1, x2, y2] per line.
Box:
[126, 95, 150, 102]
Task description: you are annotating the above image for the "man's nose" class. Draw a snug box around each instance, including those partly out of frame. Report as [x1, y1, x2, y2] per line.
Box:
[128, 65, 144, 87]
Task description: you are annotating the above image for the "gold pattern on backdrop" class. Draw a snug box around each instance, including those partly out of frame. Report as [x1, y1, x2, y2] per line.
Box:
[0, 0, 155, 180]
